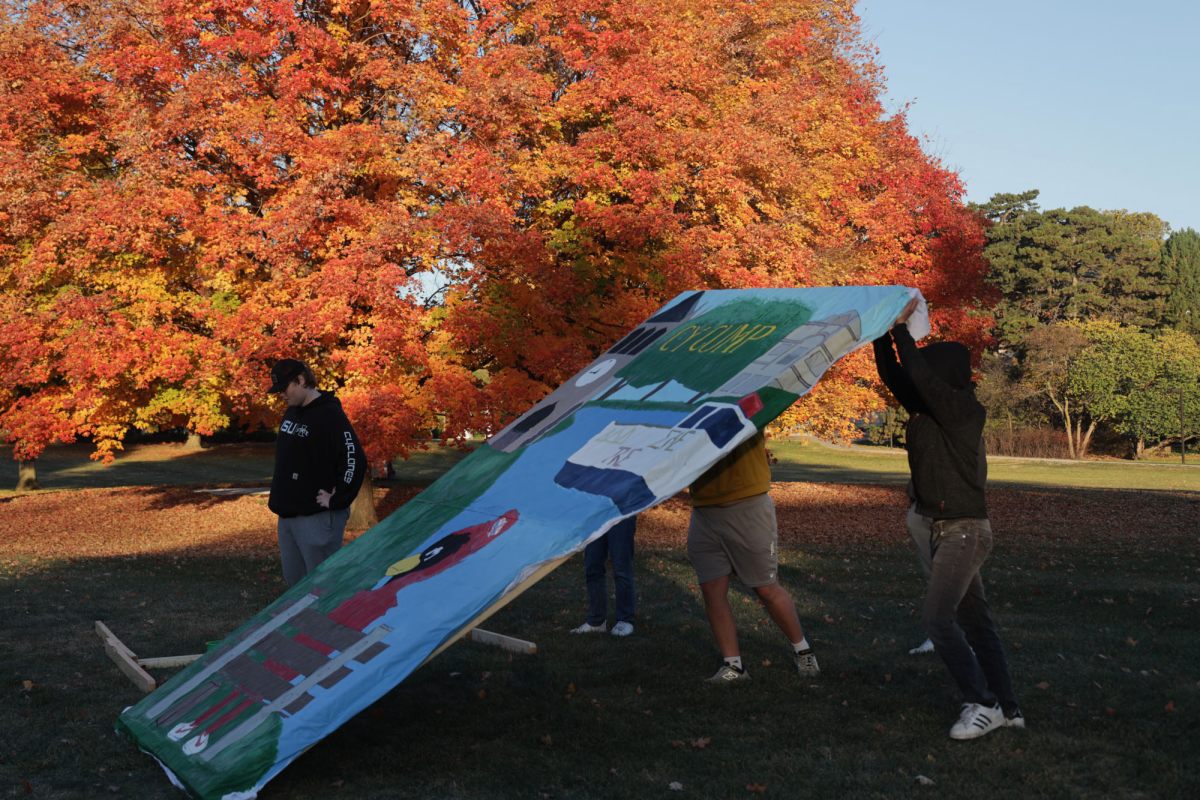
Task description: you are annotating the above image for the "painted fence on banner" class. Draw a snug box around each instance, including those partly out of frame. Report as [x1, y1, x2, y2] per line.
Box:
[116, 286, 923, 798]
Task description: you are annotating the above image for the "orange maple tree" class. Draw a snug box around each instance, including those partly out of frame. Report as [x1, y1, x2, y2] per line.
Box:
[0, 0, 994, 481]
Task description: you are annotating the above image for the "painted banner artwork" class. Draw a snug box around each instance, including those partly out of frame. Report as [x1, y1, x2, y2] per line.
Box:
[116, 286, 926, 798]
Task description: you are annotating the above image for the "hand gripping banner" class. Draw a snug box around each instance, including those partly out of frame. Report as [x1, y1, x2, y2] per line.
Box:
[116, 285, 926, 798]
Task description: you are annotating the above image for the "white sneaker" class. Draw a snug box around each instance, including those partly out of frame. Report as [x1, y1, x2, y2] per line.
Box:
[909, 638, 935, 654]
[949, 703, 1005, 740]
[610, 621, 634, 636]
[794, 649, 821, 677]
[706, 664, 750, 683]
[570, 621, 606, 634]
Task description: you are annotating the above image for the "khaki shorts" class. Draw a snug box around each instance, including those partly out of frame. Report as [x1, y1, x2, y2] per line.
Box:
[687, 493, 778, 587]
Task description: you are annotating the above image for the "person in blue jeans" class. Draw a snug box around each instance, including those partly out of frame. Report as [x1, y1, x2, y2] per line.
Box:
[874, 298, 1022, 740]
[571, 517, 637, 636]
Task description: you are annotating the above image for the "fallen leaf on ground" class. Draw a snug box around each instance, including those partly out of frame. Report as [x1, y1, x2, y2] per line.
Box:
[541, 735, 552, 746]
[1036, 682, 1050, 690]
[669, 782, 683, 791]
[915, 775, 935, 786]
[22, 680, 34, 690]
[691, 736, 711, 748]
[746, 782, 766, 793]
[1165, 701, 1177, 712]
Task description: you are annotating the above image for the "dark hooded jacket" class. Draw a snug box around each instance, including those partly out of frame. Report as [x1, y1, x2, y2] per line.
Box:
[873, 326, 987, 520]
[269, 392, 365, 518]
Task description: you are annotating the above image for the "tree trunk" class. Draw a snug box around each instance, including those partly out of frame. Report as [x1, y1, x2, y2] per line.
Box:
[184, 431, 203, 450]
[1077, 421, 1097, 459]
[1056, 396, 1076, 459]
[17, 459, 41, 491]
[1135, 437, 1145, 460]
[347, 470, 379, 530]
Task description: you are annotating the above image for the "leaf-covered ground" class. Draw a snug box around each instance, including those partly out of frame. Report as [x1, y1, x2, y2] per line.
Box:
[3, 481, 1193, 568]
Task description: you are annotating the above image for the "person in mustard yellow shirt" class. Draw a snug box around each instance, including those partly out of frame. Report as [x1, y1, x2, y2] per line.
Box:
[687, 432, 819, 682]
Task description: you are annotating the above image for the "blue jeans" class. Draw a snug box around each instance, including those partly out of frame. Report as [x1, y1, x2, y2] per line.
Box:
[584, 517, 637, 625]
[921, 517, 1017, 713]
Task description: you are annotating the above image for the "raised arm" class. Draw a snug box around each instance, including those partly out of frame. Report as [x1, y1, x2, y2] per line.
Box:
[890, 324, 981, 429]
[873, 333, 920, 413]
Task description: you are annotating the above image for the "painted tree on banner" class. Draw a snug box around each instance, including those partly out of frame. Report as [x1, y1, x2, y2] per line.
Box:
[0, 0, 993, 483]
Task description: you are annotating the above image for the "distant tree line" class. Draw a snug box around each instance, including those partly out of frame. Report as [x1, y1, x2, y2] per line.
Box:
[969, 191, 1200, 459]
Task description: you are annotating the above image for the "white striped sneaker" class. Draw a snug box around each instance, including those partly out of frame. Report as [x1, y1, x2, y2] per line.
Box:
[949, 703, 1005, 740]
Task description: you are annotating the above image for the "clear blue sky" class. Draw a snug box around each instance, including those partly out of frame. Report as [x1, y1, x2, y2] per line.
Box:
[858, 0, 1199, 234]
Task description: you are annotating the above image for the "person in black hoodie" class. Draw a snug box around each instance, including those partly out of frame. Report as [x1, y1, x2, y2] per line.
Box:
[873, 298, 1022, 740]
[267, 359, 366, 586]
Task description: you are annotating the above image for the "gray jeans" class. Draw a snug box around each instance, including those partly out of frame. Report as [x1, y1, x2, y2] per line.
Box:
[277, 508, 351, 586]
[920, 517, 1017, 713]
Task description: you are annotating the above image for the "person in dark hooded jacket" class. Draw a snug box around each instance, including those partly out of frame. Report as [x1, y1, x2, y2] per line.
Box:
[873, 298, 1022, 740]
[267, 359, 366, 586]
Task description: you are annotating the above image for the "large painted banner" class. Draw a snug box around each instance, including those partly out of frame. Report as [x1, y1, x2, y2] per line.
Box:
[117, 286, 926, 798]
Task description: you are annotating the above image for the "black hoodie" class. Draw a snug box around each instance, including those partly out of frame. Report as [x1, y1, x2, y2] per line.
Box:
[873, 326, 987, 520]
[268, 392, 365, 518]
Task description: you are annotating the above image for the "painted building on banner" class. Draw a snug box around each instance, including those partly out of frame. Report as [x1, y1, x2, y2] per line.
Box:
[488, 291, 706, 453]
[713, 311, 862, 399]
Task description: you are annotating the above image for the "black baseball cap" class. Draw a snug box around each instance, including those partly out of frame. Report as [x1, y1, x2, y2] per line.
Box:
[268, 359, 308, 394]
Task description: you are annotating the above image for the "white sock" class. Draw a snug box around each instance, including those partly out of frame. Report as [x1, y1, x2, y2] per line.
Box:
[792, 637, 811, 653]
[724, 655, 744, 671]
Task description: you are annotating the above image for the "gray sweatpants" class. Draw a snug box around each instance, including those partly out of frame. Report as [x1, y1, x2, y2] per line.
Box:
[277, 508, 351, 586]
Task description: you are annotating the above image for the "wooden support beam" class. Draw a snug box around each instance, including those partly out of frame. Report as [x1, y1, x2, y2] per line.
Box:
[96, 622, 157, 694]
[466, 628, 537, 655]
[94, 621, 135, 659]
[97, 620, 205, 692]
[137, 654, 203, 669]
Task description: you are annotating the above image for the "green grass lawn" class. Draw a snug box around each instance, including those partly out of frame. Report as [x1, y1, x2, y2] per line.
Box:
[768, 440, 1200, 492]
[5, 542, 1197, 798]
[3, 441, 1198, 798]
[0, 441, 475, 496]
[7, 438, 1197, 495]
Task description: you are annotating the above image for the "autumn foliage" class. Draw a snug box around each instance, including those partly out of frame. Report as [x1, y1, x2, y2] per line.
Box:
[0, 0, 993, 467]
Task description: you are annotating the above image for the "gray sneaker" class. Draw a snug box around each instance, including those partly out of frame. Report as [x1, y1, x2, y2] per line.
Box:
[909, 638, 935, 654]
[610, 621, 634, 637]
[794, 648, 821, 677]
[570, 621, 606, 634]
[706, 664, 750, 683]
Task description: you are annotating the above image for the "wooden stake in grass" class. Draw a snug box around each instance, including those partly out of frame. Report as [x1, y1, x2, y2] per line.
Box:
[95, 621, 203, 693]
